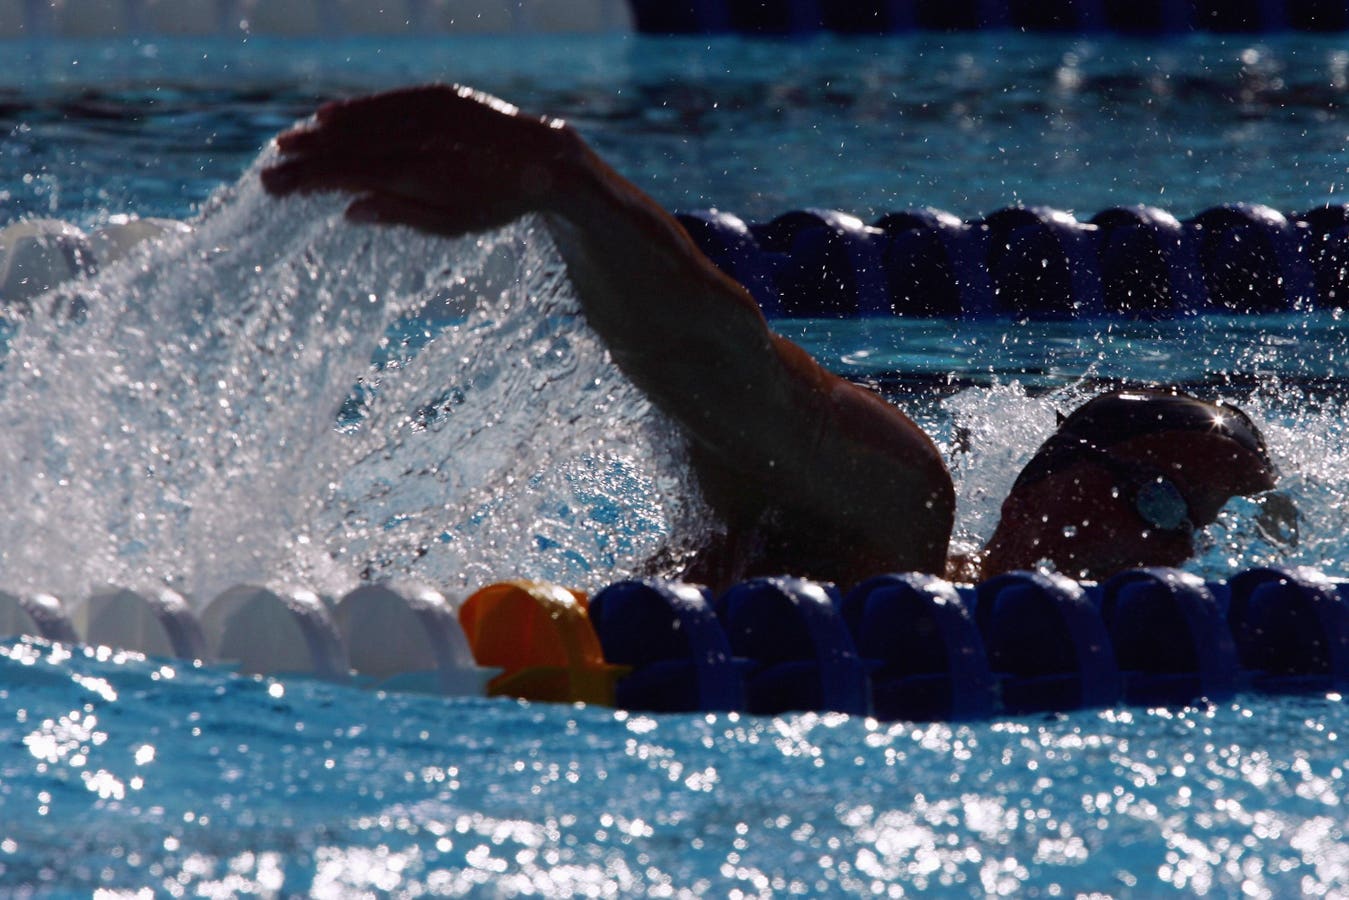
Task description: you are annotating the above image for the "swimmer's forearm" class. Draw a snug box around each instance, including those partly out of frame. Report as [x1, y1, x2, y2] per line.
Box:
[550, 138, 768, 322]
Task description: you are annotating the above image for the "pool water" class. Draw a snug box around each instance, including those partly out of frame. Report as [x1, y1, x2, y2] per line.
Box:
[6, 34, 1349, 224]
[1, 32, 1348, 897]
[3, 637, 1346, 898]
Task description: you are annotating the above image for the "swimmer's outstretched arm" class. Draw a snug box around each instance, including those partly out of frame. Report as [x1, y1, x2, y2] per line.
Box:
[263, 85, 953, 584]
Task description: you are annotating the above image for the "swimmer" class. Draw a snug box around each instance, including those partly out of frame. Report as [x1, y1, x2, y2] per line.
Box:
[261, 85, 1277, 586]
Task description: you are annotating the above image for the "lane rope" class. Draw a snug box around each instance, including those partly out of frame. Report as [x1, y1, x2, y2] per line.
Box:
[5, 565, 1345, 718]
[677, 203, 1349, 319]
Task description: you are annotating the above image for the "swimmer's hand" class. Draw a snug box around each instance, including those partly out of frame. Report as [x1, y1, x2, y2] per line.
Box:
[261, 85, 585, 237]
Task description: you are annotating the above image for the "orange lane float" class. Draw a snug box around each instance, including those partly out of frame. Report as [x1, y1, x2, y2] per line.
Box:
[458, 580, 628, 705]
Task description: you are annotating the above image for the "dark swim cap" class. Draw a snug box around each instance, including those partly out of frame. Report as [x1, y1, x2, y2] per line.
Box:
[1011, 390, 1276, 512]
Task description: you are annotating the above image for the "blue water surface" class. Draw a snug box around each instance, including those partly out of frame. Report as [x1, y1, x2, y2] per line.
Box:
[2, 32, 1349, 898]
[4, 32, 1349, 224]
[2, 637, 1346, 898]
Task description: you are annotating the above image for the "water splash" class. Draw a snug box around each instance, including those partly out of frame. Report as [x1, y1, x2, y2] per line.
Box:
[0, 150, 703, 605]
[939, 382, 1083, 563]
[4, 151, 1349, 603]
[1202, 389, 1349, 578]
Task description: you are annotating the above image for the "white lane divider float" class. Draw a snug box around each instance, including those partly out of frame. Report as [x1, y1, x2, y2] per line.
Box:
[77, 587, 208, 662]
[0, 582, 501, 696]
[0, 216, 192, 311]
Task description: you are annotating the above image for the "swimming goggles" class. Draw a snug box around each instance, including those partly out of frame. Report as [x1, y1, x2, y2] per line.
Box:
[1080, 443, 1195, 535]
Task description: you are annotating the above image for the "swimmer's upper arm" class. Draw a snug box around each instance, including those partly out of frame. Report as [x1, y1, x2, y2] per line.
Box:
[548, 136, 953, 573]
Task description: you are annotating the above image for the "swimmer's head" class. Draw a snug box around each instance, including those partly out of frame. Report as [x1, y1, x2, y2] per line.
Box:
[980, 389, 1277, 580]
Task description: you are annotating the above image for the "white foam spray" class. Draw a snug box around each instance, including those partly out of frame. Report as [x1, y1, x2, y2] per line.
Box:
[0, 149, 704, 606]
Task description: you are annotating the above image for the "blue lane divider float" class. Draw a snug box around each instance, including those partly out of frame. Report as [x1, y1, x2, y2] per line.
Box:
[630, 0, 1349, 34]
[1100, 568, 1239, 705]
[984, 207, 1106, 318]
[675, 203, 1349, 319]
[874, 208, 995, 317]
[1090, 206, 1206, 315]
[842, 573, 995, 720]
[2, 566, 1347, 719]
[716, 577, 871, 716]
[590, 579, 744, 712]
[973, 570, 1122, 713]
[1225, 567, 1349, 692]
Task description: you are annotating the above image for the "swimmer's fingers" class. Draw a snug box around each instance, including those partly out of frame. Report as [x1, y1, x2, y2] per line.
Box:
[265, 128, 574, 238]
[263, 143, 479, 199]
[271, 86, 464, 156]
[271, 123, 327, 158]
[264, 144, 539, 201]
[266, 123, 575, 218]
[261, 151, 407, 197]
[266, 150, 556, 238]
[264, 84, 590, 237]
[323, 84, 567, 142]
[273, 84, 567, 164]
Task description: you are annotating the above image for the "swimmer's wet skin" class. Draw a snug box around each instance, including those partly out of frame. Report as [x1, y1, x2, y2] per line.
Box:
[262, 85, 1277, 587]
